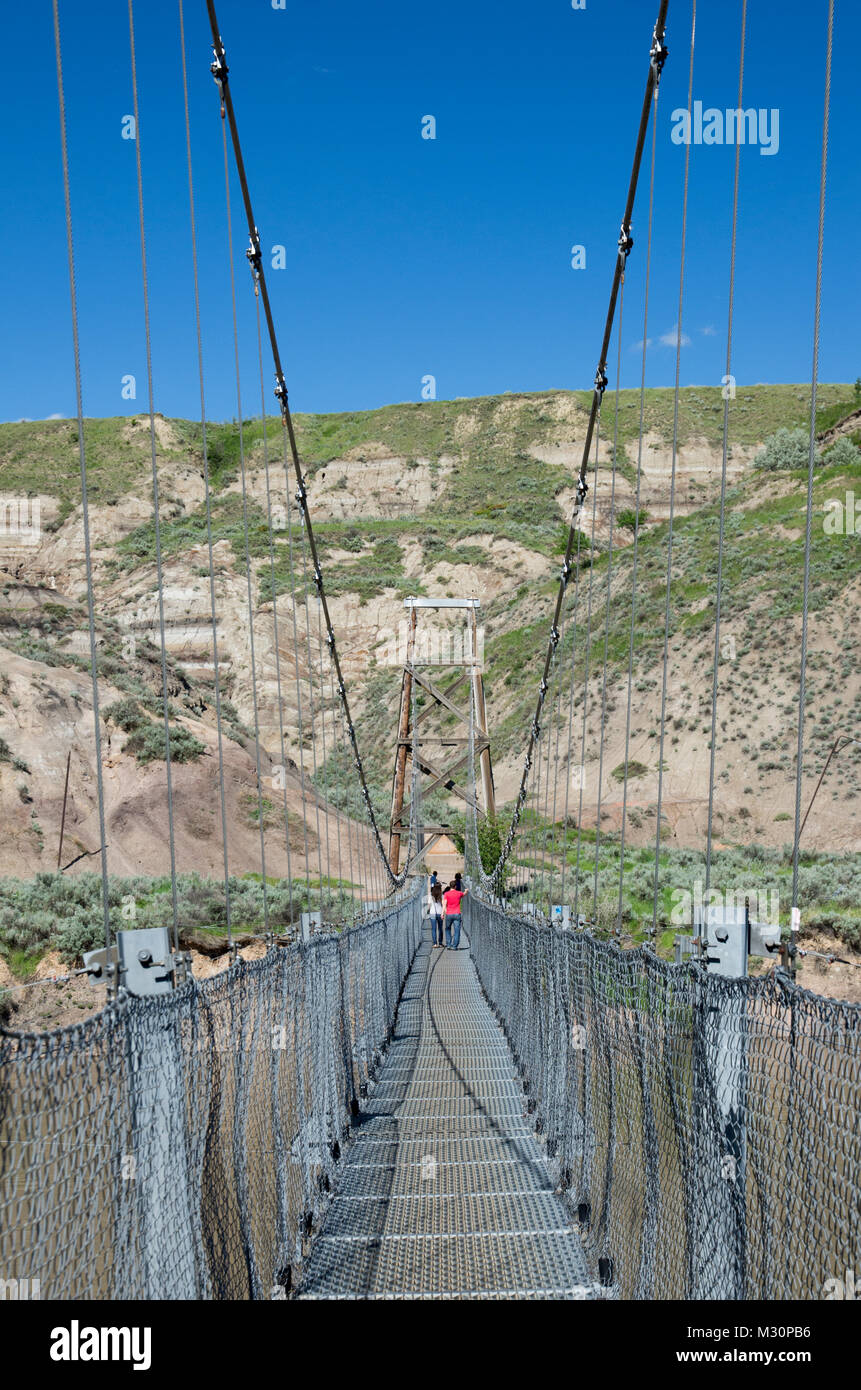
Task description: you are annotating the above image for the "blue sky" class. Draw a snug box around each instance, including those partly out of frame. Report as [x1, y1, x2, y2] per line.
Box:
[1, 0, 857, 423]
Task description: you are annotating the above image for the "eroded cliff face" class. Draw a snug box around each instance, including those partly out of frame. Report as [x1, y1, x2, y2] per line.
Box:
[1, 387, 859, 885]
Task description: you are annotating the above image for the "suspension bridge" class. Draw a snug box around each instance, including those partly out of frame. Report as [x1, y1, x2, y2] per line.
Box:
[1, 0, 859, 1303]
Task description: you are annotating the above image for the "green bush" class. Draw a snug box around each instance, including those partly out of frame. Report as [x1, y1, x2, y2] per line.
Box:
[103, 698, 205, 764]
[822, 435, 861, 469]
[754, 428, 820, 472]
[103, 697, 145, 732]
[612, 760, 648, 781]
[125, 722, 205, 764]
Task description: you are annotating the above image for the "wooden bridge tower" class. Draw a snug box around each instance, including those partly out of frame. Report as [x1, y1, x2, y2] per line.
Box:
[388, 597, 495, 874]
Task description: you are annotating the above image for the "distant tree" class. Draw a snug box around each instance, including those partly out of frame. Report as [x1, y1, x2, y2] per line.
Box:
[617, 508, 648, 530]
[449, 813, 507, 888]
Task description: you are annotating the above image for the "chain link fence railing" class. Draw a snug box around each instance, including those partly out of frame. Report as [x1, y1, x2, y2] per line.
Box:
[0, 888, 422, 1299]
[467, 893, 861, 1300]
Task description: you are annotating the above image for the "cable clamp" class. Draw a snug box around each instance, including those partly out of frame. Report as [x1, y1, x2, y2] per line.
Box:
[295, 480, 307, 507]
[549, 625, 560, 649]
[210, 40, 229, 101]
[246, 229, 263, 279]
[560, 560, 571, 585]
[539, 678, 548, 698]
[313, 565, 323, 591]
[576, 476, 589, 507]
[594, 366, 609, 400]
[274, 376, 290, 418]
[524, 754, 532, 772]
[650, 28, 668, 77]
[618, 222, 634, 259]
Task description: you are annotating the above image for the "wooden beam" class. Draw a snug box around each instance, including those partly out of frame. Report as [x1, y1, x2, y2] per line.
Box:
[410, 667, 472, 726]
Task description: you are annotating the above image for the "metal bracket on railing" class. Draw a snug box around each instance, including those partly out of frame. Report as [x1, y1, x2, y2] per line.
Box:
[82, 944, 119, 991]
[84, 927, 178, 997]
[300, 911, 321, 945]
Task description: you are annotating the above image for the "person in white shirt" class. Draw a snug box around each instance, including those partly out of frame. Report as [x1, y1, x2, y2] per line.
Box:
[428, 881, 445, 947]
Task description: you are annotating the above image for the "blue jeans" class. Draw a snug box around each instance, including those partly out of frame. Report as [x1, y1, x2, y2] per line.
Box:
[431, 913, 444, 945]
[446, 914, 462, 949]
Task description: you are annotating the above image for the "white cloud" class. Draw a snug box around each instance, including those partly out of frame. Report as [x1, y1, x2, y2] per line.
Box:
[701, 325, 717, 337]
[658, 324, 691, 348]
[630, 337, 653, 352]
[45, 412, 64, 420]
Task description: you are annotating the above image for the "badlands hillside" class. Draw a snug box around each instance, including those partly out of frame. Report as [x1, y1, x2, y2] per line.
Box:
[2, 383, 860, 876]
[3, 382, 861, 1022]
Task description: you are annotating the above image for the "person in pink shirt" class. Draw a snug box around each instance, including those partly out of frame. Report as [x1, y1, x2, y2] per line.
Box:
[443, 882, 467, 949]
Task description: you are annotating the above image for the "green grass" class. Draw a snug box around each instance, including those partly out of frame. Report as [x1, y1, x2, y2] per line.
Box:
[113, 493, 270, 573]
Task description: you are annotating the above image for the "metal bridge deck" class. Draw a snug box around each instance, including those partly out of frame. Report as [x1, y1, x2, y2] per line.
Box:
[297, 931, 594, 1299]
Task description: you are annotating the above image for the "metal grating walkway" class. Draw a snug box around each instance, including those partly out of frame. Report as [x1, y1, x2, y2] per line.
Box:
[297, 931, 595, 1299]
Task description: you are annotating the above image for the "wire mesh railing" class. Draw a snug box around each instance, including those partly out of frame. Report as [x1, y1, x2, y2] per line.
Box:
[0, 888, 422, 1300]
[466, 893, 861, 1300]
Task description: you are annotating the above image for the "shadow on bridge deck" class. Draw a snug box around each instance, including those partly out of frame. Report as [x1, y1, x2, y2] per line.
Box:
[296, 931, 596, 1299]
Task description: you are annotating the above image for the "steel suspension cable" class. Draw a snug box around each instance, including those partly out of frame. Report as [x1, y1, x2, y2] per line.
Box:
[177, 0, 233, 946]
[295, 503, 326, 903]
[573, 421, 603, 927]
[279, 431, 312, 891]
[530, 673, 545, 904]
[537, 627, 554, 909]
[314, 590, 334, 912]
[327, 658, 347, 917]
[652, 0, 696, 932]
[219, 114, 269, 930]
[542, 608, 566, 912]
[128, 0, 180, 954]
[51, 0, 112, 972]
[547, 635, 566, 914]
[593, 281, 625, 927]
[791, 0, 835, 948]
[558, 518, 585, 910]
[254, 292, 296, 923]
[467, 5, 670, 890]
[205, 0, 411, 889]
[704, 0, 747, 902]
[617, 81, 660, 933]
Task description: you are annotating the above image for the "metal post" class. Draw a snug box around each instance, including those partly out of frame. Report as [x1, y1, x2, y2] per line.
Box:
[693, 900, 748, 1299]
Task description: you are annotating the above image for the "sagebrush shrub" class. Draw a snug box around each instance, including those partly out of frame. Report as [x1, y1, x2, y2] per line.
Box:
[822, 435, 861, 469]
[754, 428, 820, 471]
